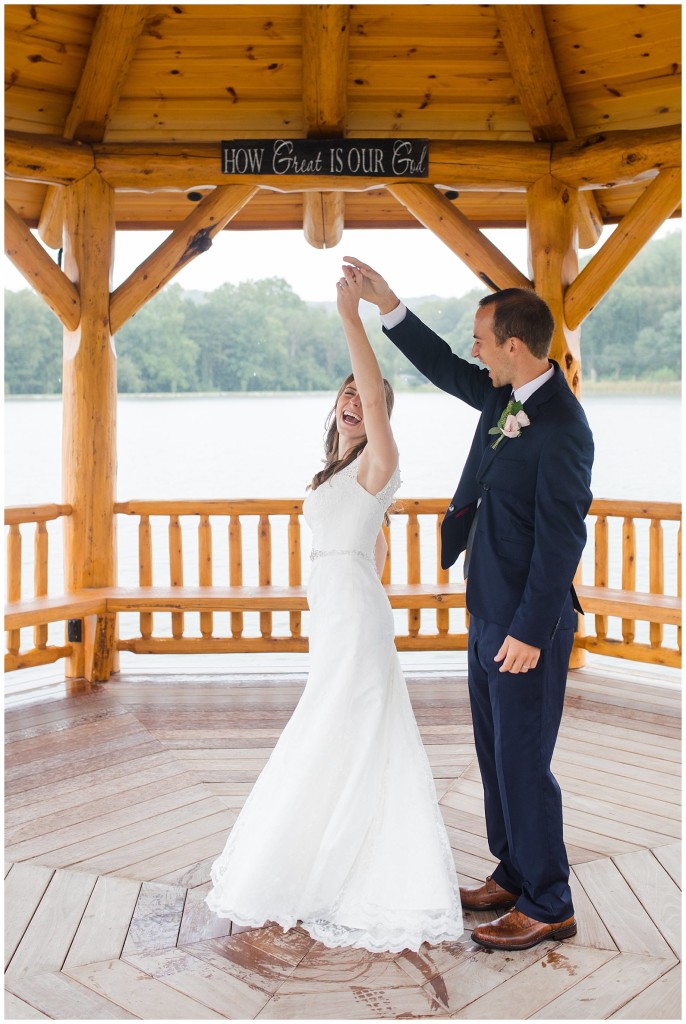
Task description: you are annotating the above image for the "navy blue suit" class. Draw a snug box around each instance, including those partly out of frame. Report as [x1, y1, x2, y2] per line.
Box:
[385, 308, 594, 922]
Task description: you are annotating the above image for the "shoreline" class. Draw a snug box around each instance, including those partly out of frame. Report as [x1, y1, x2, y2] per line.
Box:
[5, 381, 682, 401]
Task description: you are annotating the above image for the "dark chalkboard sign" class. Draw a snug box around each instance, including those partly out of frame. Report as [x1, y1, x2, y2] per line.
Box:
[221, 139, 429, 177]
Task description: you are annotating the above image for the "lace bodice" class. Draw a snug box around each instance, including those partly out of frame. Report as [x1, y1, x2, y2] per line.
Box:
[303, 457, 400, 562]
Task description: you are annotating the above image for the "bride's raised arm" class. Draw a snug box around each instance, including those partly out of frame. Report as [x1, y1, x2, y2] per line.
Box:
[336, 264, 398, 495]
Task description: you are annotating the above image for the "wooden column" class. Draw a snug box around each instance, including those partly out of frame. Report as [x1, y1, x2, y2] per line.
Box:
[527, 174, 585, 668]
[527, 175, 581, 393]
[61, 171, 117, 679]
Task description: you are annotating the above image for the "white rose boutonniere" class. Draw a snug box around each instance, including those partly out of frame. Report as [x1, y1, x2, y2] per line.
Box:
[488, 400, 530, 449]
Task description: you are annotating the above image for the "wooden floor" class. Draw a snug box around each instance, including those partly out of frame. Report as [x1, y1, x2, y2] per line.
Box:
[4, 662, 681, 1020]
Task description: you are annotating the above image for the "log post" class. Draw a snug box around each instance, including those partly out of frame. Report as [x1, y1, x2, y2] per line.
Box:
[61, 170, 117, 680]
[527, 174, 586, 667]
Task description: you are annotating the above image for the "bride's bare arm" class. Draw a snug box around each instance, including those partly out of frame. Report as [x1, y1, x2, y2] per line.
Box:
[374, 529, 388, 577]
[336, 265, 398, 494]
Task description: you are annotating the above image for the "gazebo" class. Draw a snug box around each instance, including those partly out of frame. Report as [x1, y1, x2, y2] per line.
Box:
[4, 4, 682, 1020]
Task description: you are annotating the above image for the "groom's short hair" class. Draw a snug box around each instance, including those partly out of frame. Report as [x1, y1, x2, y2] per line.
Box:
[479, 288, 554, 359]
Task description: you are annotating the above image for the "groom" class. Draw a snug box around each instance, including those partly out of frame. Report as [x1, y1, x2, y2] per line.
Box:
[345, 256, 594, 951]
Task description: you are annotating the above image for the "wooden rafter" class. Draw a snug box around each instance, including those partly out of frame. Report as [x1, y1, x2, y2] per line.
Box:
[494, 4, 602, 249]
[301, 5, 350, 249]
[564, 168, 682, 330]
[38, 5, 150, 249]
[110, 185, 258, 334]
[387, 184, 531, 292]
[4, 201, 80, 329]
[6, 128, 678, 193]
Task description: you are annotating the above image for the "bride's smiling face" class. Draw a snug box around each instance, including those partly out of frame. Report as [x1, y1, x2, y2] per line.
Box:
[336, 381, 366, 445]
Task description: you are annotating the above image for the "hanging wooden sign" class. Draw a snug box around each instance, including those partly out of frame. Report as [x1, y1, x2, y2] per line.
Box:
[221, 139, 429, 177]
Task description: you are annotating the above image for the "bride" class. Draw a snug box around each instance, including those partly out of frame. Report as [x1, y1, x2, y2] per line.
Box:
[205, 264, 463, 953]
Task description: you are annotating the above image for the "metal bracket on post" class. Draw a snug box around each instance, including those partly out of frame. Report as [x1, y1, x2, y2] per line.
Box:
[67, 619, 82, 643]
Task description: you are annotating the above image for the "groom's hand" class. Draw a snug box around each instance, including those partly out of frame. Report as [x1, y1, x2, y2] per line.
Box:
[494, 636, 541, 674]
[342, 256, 400, 314]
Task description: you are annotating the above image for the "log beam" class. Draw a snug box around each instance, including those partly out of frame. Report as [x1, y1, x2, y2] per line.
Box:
[4, 201, 81, 330]
[301, 4, 350, 249]
[61, 171, 117, 678]
[494, 4, 602, 249]
[5, 133, 94, 185]
[110, 184, 258, 334]
[38, 5, 150, 249]
[302, 192, 346, 249]
[388, 183, 531, 291]
[565, 167, 682, 330]
[551, 127, 681, 190]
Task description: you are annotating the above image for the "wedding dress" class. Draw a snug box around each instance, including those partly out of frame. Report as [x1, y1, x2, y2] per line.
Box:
[206, 456, 463, 953]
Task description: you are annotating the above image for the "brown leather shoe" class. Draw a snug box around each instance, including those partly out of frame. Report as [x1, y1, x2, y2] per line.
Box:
[471, 908, 577, 951]
[459, 875, 518, 911]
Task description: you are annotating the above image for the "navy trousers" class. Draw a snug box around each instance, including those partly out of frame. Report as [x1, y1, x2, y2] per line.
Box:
[467, 615, 575, 923]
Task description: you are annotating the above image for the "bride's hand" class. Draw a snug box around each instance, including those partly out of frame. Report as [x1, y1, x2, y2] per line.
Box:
[336, 265, 364, 320]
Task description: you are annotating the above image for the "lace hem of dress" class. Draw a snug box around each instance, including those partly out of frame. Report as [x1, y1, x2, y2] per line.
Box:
[203, 900, 463, 954]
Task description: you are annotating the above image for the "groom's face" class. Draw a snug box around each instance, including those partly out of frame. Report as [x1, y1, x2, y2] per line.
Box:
[472, 306, 513, 389]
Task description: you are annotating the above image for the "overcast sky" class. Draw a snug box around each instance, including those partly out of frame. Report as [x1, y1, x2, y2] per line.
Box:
[4, 221, 679, 304]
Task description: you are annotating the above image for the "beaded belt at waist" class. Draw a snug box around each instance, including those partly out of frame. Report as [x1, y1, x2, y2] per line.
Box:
[310, 548, 375, 565]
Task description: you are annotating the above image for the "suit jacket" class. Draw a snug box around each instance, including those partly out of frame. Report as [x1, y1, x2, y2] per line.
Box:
[385, 309, 594, 650]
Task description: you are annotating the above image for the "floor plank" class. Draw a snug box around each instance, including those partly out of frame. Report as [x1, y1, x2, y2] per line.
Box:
[7, 970, 138, 1020]
[613, 848, 682, 958]
[573, 858, 676, 959]
[65, 958, 226, 1019]
[529, 952, 676, 1019]
[63, 874, 142, 969]
[652, 842, 682, 888]
[4, 864, 55, 970]
[5, 869, 98, 983]
[3, 990, 50, 1019]
[121, 880, 187, 958]
[609, 962, 682, 1019]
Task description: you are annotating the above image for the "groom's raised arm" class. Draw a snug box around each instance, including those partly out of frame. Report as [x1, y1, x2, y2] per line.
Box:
[343, 255, 489, 410]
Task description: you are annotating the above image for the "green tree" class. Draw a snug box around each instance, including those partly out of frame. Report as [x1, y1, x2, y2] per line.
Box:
[4, 289, 62, 394]
[116, 284, 199, 392]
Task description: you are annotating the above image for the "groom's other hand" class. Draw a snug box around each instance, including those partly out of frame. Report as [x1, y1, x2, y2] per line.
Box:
[495, 635, 541, 674]
[342, 256, 400, 314]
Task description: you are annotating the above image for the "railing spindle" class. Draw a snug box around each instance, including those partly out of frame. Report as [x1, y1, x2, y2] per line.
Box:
[436, 513, 449, 635]
[258, 514, 272, 637]
[381, 521, 391, 585]
[199, 514, 213, 638]
[139, 514, 153, 638]
[7, 524, 22, 655]
[594, 514, 609, 640]
[407, 512, 421, 637]
[229, 515, 243, 638]
[288, 513, 302, 638]
[649, 518, 664, 648]
[169, 514, 184, 638]
[33, 521, 48, 650]
[621, 516, 636, 643]
[678, 522, 682, 656]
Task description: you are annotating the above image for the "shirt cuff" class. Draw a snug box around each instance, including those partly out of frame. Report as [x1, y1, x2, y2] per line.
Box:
[379, 301, 407, 330]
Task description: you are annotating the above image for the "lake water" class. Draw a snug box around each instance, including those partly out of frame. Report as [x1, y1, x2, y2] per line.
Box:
[5, 392, 681, 675]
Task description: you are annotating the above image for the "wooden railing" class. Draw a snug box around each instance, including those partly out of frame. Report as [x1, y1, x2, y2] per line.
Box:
[5, 498, 682, 674]
[4, 503, 73, 671]
[576, 499, 681, 667]
[112, 498, 463, 654]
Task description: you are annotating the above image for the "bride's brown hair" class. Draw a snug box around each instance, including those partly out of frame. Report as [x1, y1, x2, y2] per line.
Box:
[310, 373, 395, 491]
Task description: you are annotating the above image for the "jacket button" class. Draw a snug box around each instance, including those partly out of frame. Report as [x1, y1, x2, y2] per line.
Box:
[448, 505, 454, 512]
[483, 484, 490, 491]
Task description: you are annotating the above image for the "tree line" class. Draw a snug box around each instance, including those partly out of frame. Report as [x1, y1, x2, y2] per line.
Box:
[4, 230, 681, 395]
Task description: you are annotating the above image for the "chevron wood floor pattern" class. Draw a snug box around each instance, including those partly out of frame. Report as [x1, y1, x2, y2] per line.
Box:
[4, 664, 681, 1019]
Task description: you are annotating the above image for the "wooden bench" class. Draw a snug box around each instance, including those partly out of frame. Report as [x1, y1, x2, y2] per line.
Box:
[5, 498, 681, 679]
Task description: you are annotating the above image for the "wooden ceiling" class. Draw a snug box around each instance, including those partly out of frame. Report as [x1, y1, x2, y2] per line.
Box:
[4, 3, 682, 244]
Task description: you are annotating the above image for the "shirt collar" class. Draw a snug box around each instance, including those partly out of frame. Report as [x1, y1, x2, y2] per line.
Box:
[513, 363, 555, 405]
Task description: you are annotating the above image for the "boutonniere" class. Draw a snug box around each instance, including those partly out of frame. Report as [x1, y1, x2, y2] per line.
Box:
[488, 400, 530, 449]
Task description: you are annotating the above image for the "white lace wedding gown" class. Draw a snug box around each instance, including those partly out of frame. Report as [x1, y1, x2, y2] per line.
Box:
[206, 457, 463, 953]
